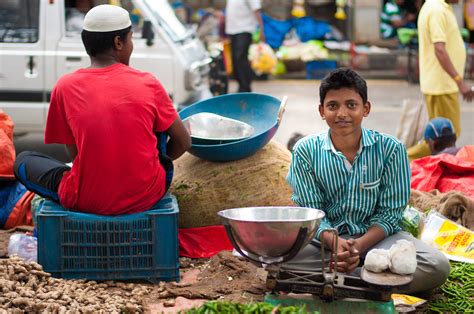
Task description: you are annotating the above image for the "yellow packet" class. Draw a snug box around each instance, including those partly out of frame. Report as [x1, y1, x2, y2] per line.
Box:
[391, 294, 426, 307]
[421, 211, 474, 263]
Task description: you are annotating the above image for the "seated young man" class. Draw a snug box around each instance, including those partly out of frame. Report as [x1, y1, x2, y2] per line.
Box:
[285, 68, 449, 293]
[424, 117, 460, 156]
[14, 5, 191, 215]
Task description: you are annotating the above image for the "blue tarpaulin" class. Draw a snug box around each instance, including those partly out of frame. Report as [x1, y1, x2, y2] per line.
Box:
[262, 14, 332, 49]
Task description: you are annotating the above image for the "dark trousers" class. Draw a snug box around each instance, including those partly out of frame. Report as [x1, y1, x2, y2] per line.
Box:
[13, 151, 70, 203]
[230, 32, 253, 92]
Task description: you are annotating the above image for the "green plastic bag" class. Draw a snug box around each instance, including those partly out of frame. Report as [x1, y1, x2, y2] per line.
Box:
[401, 206, 425, 238]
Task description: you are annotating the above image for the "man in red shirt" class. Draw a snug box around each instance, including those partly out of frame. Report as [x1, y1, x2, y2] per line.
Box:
[13, 5, 191, 215]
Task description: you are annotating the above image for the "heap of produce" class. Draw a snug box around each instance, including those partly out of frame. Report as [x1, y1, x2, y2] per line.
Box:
[428, 262, 474, 313]
[0, 256, 146, 312]
[186, 301, 311, 314]
[249, 43, 278, 75]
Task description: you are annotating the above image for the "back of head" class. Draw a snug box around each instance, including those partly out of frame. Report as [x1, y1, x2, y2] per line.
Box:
[424, 117, 457, 152]
[287, 132, 305, 152]
[81, 4, 132, 56]
[319, 68, 368, 104]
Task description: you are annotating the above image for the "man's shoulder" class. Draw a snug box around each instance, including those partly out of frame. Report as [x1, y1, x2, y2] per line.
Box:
[419, 0, 447, 16]
[118, 66, 157, 80]
[293, 132, 326, 151]
[369, 129, 401, 143]
[367, 130, 406, 160]
[55, 71, 83, 89]
[56, 66, 157, 87]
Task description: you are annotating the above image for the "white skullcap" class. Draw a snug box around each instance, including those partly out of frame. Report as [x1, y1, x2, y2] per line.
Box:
[83, 5, 131, 32]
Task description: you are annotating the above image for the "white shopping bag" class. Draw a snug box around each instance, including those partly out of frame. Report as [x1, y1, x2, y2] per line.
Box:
[395, 98, 428, 147]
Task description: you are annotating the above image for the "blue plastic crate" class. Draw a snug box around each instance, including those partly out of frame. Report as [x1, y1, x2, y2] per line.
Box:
[36, 194, 179, 283]
[305, 60, 337, 80]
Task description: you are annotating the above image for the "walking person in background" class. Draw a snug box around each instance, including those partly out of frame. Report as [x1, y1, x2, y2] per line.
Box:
[408, 0, 474, 160]
[225, 0, 265, 93]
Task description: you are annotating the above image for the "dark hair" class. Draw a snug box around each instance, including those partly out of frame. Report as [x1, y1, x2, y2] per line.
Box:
[432, 128, 457, 152]
[287, 132, 305, 152]
[81, 26, 131, 56]
[319, 68, 368, 104]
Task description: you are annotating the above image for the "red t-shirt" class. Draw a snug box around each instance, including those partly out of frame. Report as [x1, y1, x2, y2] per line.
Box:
[45, 63, 177, 215]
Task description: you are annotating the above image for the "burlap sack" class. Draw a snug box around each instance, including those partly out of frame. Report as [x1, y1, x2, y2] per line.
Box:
[170, 140, 294, 228]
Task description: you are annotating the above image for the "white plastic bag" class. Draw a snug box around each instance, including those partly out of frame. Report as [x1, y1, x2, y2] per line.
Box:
[7, 233, 38, 262]
[364, 240, 417, 275]
[248, 43, 277, 75]
[395, 98, 428, 148]
[364, 248, 391, 272]
[389, 239, 417, 275]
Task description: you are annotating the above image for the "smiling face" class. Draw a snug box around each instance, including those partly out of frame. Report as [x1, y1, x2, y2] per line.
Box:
[319, 87, 371, 137]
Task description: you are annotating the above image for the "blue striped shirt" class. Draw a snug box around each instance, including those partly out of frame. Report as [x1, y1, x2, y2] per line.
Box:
[287, 128, 411, 240]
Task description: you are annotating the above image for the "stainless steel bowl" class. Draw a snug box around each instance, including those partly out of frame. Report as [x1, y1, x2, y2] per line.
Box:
[218, 207, 325, 259]
[182, 112, 255, 144]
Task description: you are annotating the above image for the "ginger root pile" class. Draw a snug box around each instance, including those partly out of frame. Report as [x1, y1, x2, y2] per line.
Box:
[0, 256, 150, 313]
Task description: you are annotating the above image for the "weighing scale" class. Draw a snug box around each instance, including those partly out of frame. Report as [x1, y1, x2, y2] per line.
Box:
[218, 207, 413, 313]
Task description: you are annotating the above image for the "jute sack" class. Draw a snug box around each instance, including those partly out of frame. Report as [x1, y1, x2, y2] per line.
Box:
[170, 140, 294, 228]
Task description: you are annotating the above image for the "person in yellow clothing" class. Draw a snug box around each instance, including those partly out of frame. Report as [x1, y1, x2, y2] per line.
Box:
[408, 0, 474, 160]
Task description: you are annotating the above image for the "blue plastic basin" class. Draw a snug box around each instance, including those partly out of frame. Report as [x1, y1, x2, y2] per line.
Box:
[179, 93, 285, 162]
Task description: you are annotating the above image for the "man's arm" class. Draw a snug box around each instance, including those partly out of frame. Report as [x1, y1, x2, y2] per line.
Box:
[434, 42, 473, 101]
[166, 118, 191, 160]
[287, 146, 328, 238]
[364, 142, 411, 252]
[353, 225, 385, 255]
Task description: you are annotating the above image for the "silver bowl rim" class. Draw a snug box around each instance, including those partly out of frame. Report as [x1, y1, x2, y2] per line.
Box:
[218, 206, 325, 223]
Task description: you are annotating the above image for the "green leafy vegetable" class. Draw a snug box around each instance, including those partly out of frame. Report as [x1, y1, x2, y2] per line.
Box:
[428, 262, 474, 313]
[186, 301, 315, 314]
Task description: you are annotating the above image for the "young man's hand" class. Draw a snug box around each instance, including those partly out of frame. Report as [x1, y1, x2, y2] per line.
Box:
[321, 232, 360, 274]
[334, 238, 360, 273]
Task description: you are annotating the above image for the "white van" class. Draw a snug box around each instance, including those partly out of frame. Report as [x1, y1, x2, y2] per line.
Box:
[0, 0, 212, 134]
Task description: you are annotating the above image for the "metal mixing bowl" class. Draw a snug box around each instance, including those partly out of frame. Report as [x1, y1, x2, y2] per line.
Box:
[218, 207, 325, 260]
[182, 112, 255, 145]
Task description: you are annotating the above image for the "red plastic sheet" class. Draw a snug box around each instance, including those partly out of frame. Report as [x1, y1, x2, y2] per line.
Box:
[4, 191, 35, 229]
[0, 110, 15, 180]
[178, 225, 233, 258]
[411, 146, 474, 197]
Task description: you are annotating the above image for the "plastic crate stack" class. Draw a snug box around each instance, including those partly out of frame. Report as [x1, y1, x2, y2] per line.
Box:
[36, 194, 179, 283]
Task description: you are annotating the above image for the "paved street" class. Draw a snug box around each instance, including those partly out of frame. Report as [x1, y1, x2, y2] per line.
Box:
[14, 79, 474, 162]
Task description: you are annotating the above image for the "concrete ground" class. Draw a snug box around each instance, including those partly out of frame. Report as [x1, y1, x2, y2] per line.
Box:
[13, 79, 474, 162]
